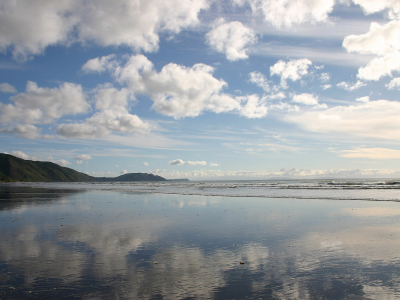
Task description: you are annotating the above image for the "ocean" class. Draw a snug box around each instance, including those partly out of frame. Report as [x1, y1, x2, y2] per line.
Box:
[1, 179, 400, 299]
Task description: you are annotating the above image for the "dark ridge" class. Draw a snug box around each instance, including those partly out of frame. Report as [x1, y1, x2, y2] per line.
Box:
[97, 173, 166, 182]
[0, 153, 167, 182]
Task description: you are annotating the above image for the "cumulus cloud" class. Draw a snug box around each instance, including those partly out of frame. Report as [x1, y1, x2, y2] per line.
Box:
[142, 162, 149, 166]
[336, 80, 367, 91]
[357, 51, 400, 81]
[57, 159, 71, 167]
[340, 147, 400, 159]
[386, 77, 400, 89]
[0, 124, 45, 139]
[237, 94, 268, 118]
[56, 85, 151, 138]
[235, 0, 334, 28]
[270, 59, 312, 88]
[107, 55, 240, 118]
[154, 166, 400, 180]
[81, 54, 117, 73]
[285, 99, 400, 140]
[83, 54, 267, 119]
[343, 21, 400, 56]
[343, 20, 400, 81]
[0, 81, 89, 125]
[120, 170, 128, 175]
[0, 83, 17, 94]
[352, 0, 400, 18]
[146, 63, 239, 118]
[75, 154, 92, 161]
[169, 159, 185, 166]
[11, 150, 31, 160]
[291, 93, 320, 106]
[356, 96, 370, 102]
[0, 1, 76, 60]
[10, 151, 70, 166]
[210, 163, 220, 167]
[206, 18, 257, 61]
[322, 84, 332, 90]
[248, 71, 271, 92]
[169, 159, 207, 166]
[0, 0, 209, 60]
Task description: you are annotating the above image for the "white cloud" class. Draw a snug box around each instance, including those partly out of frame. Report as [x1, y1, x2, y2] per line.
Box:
[210, 163, 220, 167]
[357, 51, 400, 81]
[343, 20, 400, 56]
[236, 0, 334, 28]
[56, 85, 151, 138]
[237, 94, 268, 118]
[343, 20, 400, 81]
[11, 150, 30, 160]
[206, 18, 257, 61]
[81, 54, 117, 73]
[356, 96, 370, 102]
[319, 73, 330, 83]
[56, 123, 108, 139]
[285, 99, 400, 140]
[0, 83, 17, 94]
[340, 147, 400, 159]
[148, 63, 238, 118]
[169, 159, 207, 166]
[0, 0, 209, 60]
[75, 154, 92, 160]
[336, 80, 367, 91]
[322, 84, 332, 90]
[76, 0, 209, 51]
[248, 71, 271, 92]
[76, 160, 83, 165]
[352, 0, 400, 18]
[120, 170, 128, 175]
[0, 81, 89, 124]
[109, 55, 240, 118]
[169, 159, 185, 166]
[142, 162, 149, 166]
[386, 77, 400, 89]
[292, 93, 320, 106]
[10, 150, 70, 166]
[270, 59, 312, 88]
[154, 166, 400, 180]
[186, 161, 207, 166]
[56, 159, 71, 167]
[85, 54, 267, 119]
[0, 1, 76, 60]
[0, 124, 44, 139]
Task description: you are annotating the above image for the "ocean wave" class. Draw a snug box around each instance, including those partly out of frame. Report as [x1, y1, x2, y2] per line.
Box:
[4, 178, 400, 202]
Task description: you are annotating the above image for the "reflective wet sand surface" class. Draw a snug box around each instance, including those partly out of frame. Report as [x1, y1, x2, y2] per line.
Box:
[1, 185, 400, 299]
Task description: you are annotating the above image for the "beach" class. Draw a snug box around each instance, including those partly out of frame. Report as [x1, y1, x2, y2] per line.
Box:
[1, 181, 400, 299]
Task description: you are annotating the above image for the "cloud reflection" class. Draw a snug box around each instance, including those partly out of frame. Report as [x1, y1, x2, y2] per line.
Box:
[2, 188, 400, 299]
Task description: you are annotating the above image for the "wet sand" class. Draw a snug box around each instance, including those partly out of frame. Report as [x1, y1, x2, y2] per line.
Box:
[1, 185, 400, 299]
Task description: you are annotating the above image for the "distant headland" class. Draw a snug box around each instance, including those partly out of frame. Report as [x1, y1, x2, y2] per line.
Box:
[0, 153, 185, 182]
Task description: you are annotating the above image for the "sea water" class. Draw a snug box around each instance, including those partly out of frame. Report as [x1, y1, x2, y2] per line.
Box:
[1, 179, 400, 299]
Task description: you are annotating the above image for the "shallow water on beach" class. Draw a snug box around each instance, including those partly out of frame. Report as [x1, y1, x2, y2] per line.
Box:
[1, 183, 400, 299]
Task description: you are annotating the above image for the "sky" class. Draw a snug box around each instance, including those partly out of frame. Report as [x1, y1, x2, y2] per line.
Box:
[0, 0, 400, 180]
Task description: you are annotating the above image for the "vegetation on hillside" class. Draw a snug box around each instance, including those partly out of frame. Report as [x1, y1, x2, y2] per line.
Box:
[0, 153, 166, 182]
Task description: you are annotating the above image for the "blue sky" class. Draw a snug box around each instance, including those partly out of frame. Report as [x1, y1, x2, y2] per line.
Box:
[0, 0, 400, 180]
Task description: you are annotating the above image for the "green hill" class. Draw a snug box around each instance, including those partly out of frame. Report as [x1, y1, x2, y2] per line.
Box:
[102, 173, 166, 182]
[0, 153, 166, 182]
